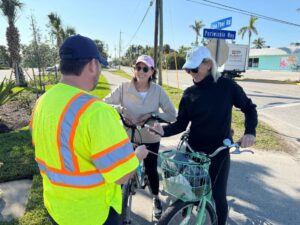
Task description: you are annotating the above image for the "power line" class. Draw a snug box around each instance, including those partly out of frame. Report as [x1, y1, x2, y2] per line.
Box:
[125, 1, 154, 50]
[186, 0, 300, 28]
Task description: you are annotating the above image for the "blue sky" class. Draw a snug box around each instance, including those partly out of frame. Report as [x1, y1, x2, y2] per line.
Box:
[1, 0, 300, 59]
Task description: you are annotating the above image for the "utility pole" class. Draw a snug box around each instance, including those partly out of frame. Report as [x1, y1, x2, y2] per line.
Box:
[153, 0, 163, 85]
[114, 45, 117, 68]
[158, 0, 163, 85]
[153, 0, 159, 73]
[119, 31, 122, 70]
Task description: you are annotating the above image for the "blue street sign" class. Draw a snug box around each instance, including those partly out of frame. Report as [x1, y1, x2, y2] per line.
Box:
[203, 28, 236, 40]
[211, 17, 232, 30]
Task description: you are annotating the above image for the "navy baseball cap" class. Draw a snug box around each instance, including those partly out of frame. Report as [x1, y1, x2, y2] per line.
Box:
[59, 34, 108, 66]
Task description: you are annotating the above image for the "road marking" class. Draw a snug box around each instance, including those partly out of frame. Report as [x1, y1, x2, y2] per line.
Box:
[257, 101, 300, 110]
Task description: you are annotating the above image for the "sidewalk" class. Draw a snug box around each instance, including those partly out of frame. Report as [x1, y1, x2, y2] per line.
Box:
[0, 180, 32, 221]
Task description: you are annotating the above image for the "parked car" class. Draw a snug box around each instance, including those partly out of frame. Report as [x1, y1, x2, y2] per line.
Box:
[46, 64, 59, 72]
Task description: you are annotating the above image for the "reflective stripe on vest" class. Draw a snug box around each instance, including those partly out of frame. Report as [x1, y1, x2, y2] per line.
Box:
[92, 138, 136, 173]
[57, 92, 97, 172]
[36, 92, 107, 188]
[36, 158, 105, 188]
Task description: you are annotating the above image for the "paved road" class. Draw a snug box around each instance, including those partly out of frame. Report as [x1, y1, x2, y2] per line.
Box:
[103, 70, 300, 225]
[0, 68, 38, 82]
[238, 80, 300, 158]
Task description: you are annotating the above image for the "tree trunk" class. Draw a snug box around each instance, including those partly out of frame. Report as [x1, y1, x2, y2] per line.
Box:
[6, 24, 27, 86]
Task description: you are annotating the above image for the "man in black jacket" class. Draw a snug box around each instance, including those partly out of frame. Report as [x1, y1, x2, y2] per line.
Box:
[153, 46, 257, 225]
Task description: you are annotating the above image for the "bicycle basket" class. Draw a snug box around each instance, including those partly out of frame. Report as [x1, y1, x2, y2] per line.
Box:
[160, 150, 211, 202]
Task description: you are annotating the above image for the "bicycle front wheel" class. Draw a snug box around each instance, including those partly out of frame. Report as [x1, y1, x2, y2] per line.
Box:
[157, 200, 217, 225]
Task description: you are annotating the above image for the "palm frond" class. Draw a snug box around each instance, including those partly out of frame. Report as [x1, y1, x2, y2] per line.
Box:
[0, 78, 24, 106]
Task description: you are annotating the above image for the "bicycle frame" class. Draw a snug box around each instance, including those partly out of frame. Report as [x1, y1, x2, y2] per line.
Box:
[159, 131, 253, 225]
[120, 113, 169, 224]
[121, 120, 149, 224]
[195, 193, 215, 225]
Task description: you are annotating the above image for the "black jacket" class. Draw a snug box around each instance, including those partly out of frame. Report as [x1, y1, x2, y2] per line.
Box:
[163, 75, 257, 153]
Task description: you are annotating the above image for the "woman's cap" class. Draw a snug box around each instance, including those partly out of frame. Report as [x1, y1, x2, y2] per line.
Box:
[182, 46, 212, 69]
[135, 55, 155, 68]
[59, 34, 108, 66]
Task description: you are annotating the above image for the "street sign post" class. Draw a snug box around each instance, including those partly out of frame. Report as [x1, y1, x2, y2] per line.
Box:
[206, 17, 235, 66]
[211, 17, 232, 30]
[207, 39, 229, 66]
[203, 28, 236, 39]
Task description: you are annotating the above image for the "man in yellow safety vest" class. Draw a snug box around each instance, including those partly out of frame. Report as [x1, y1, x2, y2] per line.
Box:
[30, 34, 148, 225]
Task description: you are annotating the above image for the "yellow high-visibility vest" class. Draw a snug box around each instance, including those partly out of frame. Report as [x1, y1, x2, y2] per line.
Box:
[30, 83, 138, 225]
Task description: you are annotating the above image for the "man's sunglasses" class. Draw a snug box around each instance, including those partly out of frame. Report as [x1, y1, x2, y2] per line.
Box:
[135, 66, 150, 73]
[185, 67, 199, 74]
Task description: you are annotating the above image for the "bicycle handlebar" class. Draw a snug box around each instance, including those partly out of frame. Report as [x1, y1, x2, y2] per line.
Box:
[119, 113, 169, 130]
[184, 138, 254, 158]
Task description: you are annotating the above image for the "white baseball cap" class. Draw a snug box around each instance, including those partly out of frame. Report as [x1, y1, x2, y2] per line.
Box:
[182, 46, 212, 69]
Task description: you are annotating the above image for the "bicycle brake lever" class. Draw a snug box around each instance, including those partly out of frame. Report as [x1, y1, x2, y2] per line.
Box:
[230, 148, 241, 154]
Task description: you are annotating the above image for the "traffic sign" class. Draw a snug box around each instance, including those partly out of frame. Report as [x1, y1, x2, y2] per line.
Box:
[207, 39, 229, 66]
[211, 17, 232, 30]
[203, 28, 236, 40]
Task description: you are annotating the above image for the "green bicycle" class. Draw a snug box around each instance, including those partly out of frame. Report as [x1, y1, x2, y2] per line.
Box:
[157, 132, 253, 225]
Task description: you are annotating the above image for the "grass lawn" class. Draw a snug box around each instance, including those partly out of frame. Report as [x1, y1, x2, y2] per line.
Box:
[0, 75, 111, 225]
[110, 69, 132, 80]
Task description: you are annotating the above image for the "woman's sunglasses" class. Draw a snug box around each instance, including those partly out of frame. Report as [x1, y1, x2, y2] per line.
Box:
[185, 67, 199, 74]
[135, 66, 150, 73]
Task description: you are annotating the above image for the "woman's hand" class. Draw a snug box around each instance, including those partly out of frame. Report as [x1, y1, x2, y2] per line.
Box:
[135, 145, 149, 161]
[148, 122, 164, 136]
[238, 134, 256, 148]
[122, 107, 138, 125]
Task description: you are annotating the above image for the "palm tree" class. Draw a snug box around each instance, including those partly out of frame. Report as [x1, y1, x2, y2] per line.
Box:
[190, 20, 205, 46]
[48, 12, 63, 48]
[62, 26, 76, 40]
[163, 44, 171, 54]
[94, 39, 108, 59]
[238, 16, 258, 48]
[253, 37, 266, 49]
[48, 13, 76, 64]
[0, 0, 27, 86]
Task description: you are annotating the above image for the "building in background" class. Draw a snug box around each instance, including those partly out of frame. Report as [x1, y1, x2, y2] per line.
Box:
[248, 45, 300, 71]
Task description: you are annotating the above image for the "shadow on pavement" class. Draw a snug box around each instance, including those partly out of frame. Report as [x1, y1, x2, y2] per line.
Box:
[228, 160, 300, 225]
